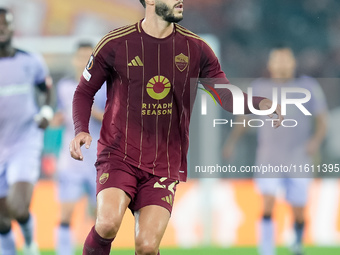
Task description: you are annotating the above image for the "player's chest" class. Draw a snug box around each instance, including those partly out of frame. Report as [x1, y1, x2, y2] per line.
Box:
[0, 58, 35, 85]
[113, 40, 200, 87]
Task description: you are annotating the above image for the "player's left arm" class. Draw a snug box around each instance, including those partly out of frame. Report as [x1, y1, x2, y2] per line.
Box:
[49, 80, 66, 127]
[199, 42, 283, 128]
[33, 54, 54, 129]
[306, 113, 328, 156]
[306, 81, 328, 156]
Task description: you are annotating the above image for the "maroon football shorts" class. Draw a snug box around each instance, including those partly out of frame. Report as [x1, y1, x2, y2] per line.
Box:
[95, 155, 179, 214]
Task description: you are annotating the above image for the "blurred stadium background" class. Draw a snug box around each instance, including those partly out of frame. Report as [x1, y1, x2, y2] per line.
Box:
[1, 0, 340, 254]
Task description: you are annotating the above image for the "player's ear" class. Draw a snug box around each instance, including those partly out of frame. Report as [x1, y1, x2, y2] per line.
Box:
[145, 0, 155, 7]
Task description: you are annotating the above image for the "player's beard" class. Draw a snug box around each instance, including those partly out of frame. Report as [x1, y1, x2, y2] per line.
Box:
[155, 1, 183, 23]
[0, 29, 13, 49]
[0, 37, 11, 48]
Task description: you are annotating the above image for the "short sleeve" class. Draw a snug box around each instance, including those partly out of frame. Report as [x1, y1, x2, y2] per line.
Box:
[199, 41, 226, 79]
[32, 53, 48, 86]
[55, 80, 66, 111]
[251, 79, 269, 98]
[308, 79, 328, 115]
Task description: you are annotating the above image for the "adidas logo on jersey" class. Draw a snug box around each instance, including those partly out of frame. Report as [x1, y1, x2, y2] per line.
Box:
[128, 56, 143, 66]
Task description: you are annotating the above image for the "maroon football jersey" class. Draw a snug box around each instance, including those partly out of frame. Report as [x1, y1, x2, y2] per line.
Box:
[73, 20, 263, 182]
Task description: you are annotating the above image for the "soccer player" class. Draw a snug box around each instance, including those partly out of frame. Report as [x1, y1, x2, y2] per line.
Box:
[70, 1, 283, 254]
[0, 7, 53, 255]
[223, 46, 328, 255]
[52, 42, 106, 255]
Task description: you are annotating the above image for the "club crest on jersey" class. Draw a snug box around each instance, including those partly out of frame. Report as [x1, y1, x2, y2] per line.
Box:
[146, 75, 171, 100]
[99, 173, 109, 185]
[175, 53, 189, 72]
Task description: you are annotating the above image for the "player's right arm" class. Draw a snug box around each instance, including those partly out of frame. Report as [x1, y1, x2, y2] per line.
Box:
[71, 42, 113, 160]
[199, 41, 283, 127]
[305, 79, 328, 156]
[222, 80, 262, 159]
[222, 115, 249, 159]
[70, 131, 93, 160]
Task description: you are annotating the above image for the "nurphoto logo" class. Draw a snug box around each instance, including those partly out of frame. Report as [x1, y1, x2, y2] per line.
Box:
[198, 83, 312, 128]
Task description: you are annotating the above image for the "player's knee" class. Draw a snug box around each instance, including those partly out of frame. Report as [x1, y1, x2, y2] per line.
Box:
[10, 205, 29, 223]
[95, 219, 120, 239]
[0, 217, 11, 234]
[135, 239, 159, 255]
[263, 213, 272, 220]
[7, 198, 29, 220]
[60, 213, 72, 224]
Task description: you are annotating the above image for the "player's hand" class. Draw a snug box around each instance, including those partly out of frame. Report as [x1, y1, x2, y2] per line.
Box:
[306, 138, 320, 156]
[34, 105, 54, 129]
[259, 98, 284, 128]
[69, 132, 92, 161]
[223, 143, 235, 160]
[37, 117, 49, 129]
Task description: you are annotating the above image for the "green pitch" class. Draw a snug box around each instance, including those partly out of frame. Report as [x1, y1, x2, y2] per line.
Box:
[18, 246, 340, 255]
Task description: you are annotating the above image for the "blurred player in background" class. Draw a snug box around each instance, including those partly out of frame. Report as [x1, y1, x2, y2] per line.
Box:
[51, 42, 106, 255]
[0, 7, 53, 255]
[70, 0, 282, 254]
[223, 46, 328, 255]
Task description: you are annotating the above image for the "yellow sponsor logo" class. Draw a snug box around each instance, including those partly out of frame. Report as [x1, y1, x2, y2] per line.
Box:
[146, 75, 171, 100]
[141, 102, 172, 116]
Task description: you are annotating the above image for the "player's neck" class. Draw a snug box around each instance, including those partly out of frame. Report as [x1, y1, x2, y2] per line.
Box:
[270, 71, 295, 81]
[0, 44, 15, 57]
[270, 75, 295, 83]
[142, 16, 174, 39]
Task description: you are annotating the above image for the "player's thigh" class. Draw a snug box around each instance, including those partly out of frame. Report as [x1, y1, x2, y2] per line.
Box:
[0, 164, 11, 228]
[255, 178, 281, 196]
[57, 170, 84, 205]
[134, 205, 170, 254]
[256, 178, 280, 213]
[95, 158, 145, 237]
[0, 162, 9, 199]
[262, 194, 276, 214]
[60, 202, 77, 224]
[83, 168, 97, 209]
[95, 161, 136, 227]
[130, 176, 178, 214]
[132, 175, 178, 253]
[0, 197, 11, 230]
[83, 171, 97, 219]
[285, 178, 311, 207]
[7, 144, 41, 187]
[292, 206, 305, 223]
[95, 187, 131, 238]
[7, 182, 34, 218]
[6, 145, 41, 213]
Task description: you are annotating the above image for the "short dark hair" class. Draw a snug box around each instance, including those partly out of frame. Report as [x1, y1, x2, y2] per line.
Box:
[271, 42, 292, 51]
[77, 41, 93, 50]
[0, 7, 14, 25]
[139, 0, 146, 8]
[0, 7, 9, 14]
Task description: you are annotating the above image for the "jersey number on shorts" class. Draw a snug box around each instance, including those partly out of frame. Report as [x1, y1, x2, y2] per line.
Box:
[153, 177, 177, 195]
